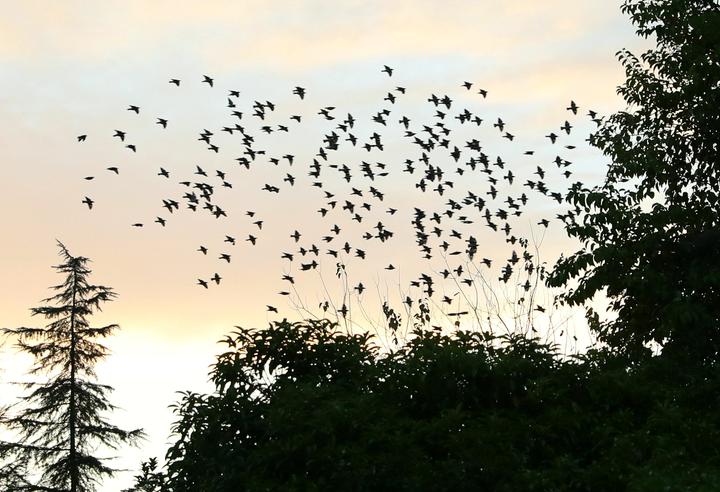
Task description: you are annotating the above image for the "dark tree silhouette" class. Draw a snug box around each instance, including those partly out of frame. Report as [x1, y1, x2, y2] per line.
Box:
[549, 0, 720, 361]
[121, 457, 166, 492]
[0, 407, 29, 489]
[126, 319, 720, 491]
[1, 241, 143, 492]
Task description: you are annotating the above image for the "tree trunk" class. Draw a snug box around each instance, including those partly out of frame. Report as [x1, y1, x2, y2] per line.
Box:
[69, 269, 78, 492]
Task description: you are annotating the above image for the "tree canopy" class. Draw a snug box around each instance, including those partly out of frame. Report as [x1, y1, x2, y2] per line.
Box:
[548, 0, 720, 360]
[127, 319, 720, 491]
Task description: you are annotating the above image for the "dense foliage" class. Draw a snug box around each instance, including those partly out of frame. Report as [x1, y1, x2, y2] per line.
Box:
[1, 242, 143, 492]
[548, 0, 720, 360]
[127, 319, 720, 491]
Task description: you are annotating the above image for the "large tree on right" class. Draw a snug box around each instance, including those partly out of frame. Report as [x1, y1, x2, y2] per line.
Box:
[549, 0, 720, 360]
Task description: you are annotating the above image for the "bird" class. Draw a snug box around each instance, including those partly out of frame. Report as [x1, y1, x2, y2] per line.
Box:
[197, 279, 209, 288]
[202, 75, 214, 87]
[82, 197, 94, 209]
[567, 100, 578, 114]
[156, 118, 168, 128]
[169, 78, 180, 86]
[381, 65, 393, 77]
[198, 246, 208, 255]
[211, 273, 222, 284]
[127, 105, 140, 114]
[77, 135, 87, 142]
[293, 86, 306, 99]
[300, 261, 318, 271]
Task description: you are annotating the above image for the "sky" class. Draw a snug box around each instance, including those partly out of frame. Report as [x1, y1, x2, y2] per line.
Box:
[0, 1, 649, 489]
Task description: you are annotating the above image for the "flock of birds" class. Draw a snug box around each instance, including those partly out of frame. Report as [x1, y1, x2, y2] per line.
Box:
[76, 65, 602, 329]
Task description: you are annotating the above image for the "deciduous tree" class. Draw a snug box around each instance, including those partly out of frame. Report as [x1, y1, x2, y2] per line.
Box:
[549, 0, 720, 360]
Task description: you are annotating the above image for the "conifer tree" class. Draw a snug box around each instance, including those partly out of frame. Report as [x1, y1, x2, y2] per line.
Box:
[1, 241, 143, 491]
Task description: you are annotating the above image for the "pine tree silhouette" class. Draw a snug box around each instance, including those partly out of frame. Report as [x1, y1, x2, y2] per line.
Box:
[1, 241, 143, 492]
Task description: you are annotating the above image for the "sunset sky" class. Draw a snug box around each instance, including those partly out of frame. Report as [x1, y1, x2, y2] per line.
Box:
[0, 2, 648, 489]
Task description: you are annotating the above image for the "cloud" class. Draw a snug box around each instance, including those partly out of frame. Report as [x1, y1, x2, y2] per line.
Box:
[0, 0, 630, 72]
